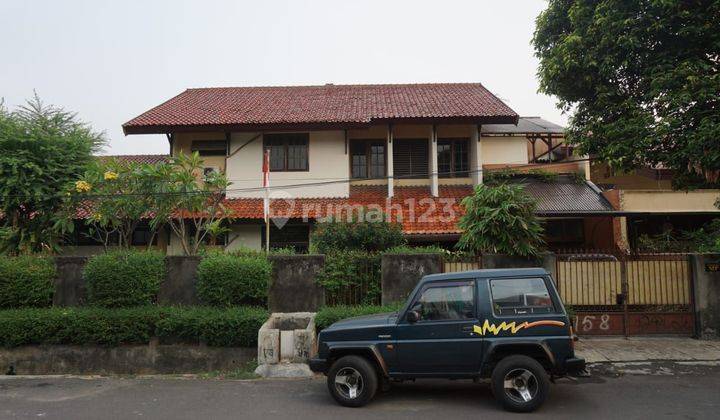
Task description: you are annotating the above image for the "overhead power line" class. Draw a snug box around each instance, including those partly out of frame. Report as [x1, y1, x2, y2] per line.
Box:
[1, 158, 592, 200]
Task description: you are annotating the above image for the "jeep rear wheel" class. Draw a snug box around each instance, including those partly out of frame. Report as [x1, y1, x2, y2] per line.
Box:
[491, 355, 549, 412]
[327, 355, 378, 407]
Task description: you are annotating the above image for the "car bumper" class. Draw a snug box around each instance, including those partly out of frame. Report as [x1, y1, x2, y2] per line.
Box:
[564, 357, 586, 375]
[308, 357, 328, 374]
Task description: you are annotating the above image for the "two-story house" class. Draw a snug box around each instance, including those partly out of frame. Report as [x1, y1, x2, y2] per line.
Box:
[120, 83, 619, 253]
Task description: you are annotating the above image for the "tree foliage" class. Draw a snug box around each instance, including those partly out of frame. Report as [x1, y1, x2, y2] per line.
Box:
[150, 152, 231, 255]
[457, 184, 545, 257]
[76, 158, 162, 250]
[0, 95, 104, 254]
[151, 152, 230, 255]
[310, 216, 406, 254]
[533, 0, 720, 188]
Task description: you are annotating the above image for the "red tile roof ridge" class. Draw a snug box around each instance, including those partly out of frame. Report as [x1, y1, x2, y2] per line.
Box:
[185, 82, 491, 90]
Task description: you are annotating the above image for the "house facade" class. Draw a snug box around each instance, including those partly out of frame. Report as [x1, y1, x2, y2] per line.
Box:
[118, 83, 621, 254]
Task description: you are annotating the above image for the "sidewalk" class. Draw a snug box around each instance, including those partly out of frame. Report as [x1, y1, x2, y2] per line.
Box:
[576, 337, 720, 364]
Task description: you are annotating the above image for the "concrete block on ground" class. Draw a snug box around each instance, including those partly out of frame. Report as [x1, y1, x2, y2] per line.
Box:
[256, 312, 317, 376]
[254, 363, 314, 378]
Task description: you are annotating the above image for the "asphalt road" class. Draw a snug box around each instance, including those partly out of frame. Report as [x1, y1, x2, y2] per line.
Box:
[2, 364, 719, 420]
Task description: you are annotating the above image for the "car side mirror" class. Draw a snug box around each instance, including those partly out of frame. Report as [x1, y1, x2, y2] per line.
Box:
[407, 310, 420, 323]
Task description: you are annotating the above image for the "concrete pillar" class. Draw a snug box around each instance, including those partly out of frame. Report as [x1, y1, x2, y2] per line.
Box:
[689, 254, 720, 338]
[471, 124, 483, 185]
[387, 124, 394, 198]
[430, 124, 439, 197]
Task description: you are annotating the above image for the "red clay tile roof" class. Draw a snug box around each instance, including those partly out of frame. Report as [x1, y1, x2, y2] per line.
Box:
[97, 155, 169, 165]
[123, 83, 518, 134]
[224, 185, 471, 235]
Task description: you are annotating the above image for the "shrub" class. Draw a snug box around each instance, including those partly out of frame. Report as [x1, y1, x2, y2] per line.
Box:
[311, 217, 405, 253]
[83, 250, 165, 307]
[384, 245, 446, 254]
[457, 184, 545, 257]
[0, 306, 268, 348]
[197, 253, 271, 307]
[315, 304, 403, 331]
[156, 306, 267, 347]
[0, 256, 56, 308]
[316, 251, 381, 305]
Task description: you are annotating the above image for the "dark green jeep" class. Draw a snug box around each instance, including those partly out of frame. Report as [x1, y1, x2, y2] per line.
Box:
[309, 268, 585, 412]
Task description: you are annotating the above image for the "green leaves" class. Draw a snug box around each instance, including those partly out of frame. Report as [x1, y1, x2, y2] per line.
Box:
[533, 0, 720, 189]
[310, 216, 405, 254]
[0, 255, 56, 308]
[83, 250, 165, 308]
[0, 95, 105, 254]
[196, 253, 271, 307]
[456, 184, 545, 257]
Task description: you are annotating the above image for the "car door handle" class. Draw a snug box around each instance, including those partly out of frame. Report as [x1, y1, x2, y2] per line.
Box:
[461, 325, 474, 332]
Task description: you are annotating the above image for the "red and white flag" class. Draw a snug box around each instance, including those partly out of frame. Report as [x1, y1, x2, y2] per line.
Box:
[262, 149, 270, 223]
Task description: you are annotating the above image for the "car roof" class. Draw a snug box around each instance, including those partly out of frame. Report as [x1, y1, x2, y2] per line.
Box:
[421, 268, 548, 283]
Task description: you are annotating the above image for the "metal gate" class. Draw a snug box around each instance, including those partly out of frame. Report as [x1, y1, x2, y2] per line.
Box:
[555, 251, 695, 336]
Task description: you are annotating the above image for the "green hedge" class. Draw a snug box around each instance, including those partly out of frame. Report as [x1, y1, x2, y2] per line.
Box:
[83, 250, 165, 307]
[197, 253, 271, 307]
[0, 256, 56, 309]
[315, 304, 402, 331]
[0, 306, 268, 348]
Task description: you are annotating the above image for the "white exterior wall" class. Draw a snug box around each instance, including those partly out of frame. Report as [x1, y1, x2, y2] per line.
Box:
[220, 128, 529, 199]
[226, 225, 263, 251]
[226, 131, 349, 199]
[480, 136, 529, 165]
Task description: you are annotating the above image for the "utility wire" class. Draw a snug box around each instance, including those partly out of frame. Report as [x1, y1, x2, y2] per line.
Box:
[1, 158, 592, 200]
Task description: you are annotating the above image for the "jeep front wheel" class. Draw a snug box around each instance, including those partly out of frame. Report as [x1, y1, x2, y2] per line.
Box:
[491, 355, 549, 412]
[327, 355, 378, 407]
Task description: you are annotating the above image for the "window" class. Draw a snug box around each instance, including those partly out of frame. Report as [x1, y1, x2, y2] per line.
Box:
[191, 140, 227, 156]
[131, 224, 157, 246]
[263, 224, 310, 253]
[350, 140, 386, 179]
[409, 282, 475, 321]
[490, 278, 555, 316]
[437, 138, 469, 177]
[263, 134, 309, 171]
[393, 139, 428, 178]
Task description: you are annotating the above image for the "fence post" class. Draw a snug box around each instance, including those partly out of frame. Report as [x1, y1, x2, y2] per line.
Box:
[620, 257, 629, 337]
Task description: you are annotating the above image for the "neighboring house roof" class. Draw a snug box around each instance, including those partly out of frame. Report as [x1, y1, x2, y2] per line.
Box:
[97, 154, 169, 165]
[123, 83, 519, 134]
[482, 116, 564, 135]
[510, 176, 616, 215]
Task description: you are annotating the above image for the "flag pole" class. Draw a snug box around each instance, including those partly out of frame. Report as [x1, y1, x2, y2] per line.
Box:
[262, 149, 270, 253]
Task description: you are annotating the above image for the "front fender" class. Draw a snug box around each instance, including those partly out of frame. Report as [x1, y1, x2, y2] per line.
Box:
[326, 342, 389, 377]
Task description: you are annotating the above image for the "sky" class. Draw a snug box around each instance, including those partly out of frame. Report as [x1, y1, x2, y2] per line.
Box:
[0, 0, 565, 156]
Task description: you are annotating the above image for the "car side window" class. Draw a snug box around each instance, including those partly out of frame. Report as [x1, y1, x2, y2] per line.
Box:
[409, 282, 475, 321]
[490, 278, 555, 316]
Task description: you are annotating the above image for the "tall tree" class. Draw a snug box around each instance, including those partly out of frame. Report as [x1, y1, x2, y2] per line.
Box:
[0, 95, 104, 254]
[533, 0, 720, 188]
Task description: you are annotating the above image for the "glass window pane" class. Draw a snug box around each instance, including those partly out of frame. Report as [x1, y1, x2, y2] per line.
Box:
[437, 142, 452, 177]
[369, 143, 385, 178]
[352, 154, 367, 178]
[268, 143, 285, 171]
[351, 142, 367, 178]
[264, 134, 308, 171]
[410, 283, 475, 321]
[454, 139, 469, 176]
[490, 278, 554, 315]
